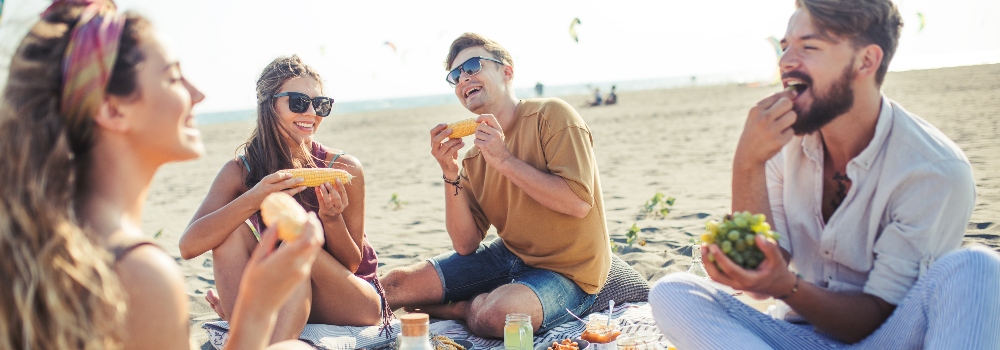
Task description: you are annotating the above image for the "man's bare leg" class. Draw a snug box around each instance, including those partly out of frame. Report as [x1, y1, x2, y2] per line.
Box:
[382, 261, 445, 308]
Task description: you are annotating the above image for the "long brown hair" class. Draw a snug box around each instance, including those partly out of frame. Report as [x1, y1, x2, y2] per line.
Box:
[0, 3, 149, 349]
[241, 55, 325, 190]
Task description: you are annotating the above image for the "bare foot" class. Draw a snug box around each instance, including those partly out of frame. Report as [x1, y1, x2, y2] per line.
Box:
[205, 289, 228, 321]
[404, 301, 471, 321]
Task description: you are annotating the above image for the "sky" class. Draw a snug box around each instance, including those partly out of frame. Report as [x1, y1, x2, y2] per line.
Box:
[1, 0, 998, 113]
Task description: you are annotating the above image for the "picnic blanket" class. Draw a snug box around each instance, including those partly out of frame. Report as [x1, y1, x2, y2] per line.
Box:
[204, 302, 669, 349]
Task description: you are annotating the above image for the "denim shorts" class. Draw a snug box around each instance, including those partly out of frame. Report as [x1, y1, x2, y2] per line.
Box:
[428, 238, 597, 333]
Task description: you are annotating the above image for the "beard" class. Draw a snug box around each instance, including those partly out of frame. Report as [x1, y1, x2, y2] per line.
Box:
[462, 90, 490, 114]
[788, 60, 856, 135]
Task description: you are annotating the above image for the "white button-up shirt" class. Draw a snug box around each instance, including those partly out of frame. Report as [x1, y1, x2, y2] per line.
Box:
[766, 96, 976, 305]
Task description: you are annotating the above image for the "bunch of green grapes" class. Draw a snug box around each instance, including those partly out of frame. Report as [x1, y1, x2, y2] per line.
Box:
[700, 211, 781, 270]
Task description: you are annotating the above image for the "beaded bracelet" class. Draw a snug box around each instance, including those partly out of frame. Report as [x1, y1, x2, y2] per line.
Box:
[775, 274, 801, 300]
[442, 174, 463, 196]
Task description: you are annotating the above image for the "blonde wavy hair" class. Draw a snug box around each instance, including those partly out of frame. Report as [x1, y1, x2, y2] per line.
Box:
[0, 3, 149, 349]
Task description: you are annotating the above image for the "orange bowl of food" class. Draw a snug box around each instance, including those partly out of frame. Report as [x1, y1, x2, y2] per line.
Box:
[534, 338, 589, 350]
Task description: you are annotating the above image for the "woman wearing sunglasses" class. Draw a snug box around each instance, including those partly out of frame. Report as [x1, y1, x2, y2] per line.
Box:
[0, 1, 323, 349]
[180, 55, 388, 341]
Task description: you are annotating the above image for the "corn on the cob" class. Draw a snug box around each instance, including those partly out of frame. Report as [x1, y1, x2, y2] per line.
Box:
[446, 118, 478, 138]
[260, 192, 308, 241]
[280, 168, 353, 187]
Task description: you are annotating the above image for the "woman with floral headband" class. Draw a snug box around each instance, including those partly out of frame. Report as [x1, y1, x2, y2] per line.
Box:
[0, 1, 322, 349]
[179, 55, 390, 342]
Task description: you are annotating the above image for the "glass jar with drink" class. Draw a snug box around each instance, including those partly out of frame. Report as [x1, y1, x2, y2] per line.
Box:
[504, 313, 533, 350]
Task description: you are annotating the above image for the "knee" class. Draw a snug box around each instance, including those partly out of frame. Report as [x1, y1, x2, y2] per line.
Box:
[467, 294, 505, 337]
[937, 246, 1000, 279]
[382, 262, 428, 293]
[355, 302, 383, 326]
[381, 266, 411, 293]
[649, 273, 713, 317]
[213, 228, 254, 260]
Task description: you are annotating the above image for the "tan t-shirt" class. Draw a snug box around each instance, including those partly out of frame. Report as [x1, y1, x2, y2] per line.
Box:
[459, 98, 611, 294]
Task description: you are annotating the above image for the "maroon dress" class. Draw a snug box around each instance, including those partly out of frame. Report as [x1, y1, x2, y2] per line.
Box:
[241, 141, 391, 331]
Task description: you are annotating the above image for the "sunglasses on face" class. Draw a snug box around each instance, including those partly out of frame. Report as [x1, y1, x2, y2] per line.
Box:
[446, 56, 505, 86]
[273, 92, 334, 117]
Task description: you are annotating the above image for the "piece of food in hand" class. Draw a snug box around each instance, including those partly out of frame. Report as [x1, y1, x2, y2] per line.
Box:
[700, 211, 781, 270]
[547, 338, 580, 350]
[279, 168, 353, 187]
[445, 118, 477, 138]
[260, 192, 309, 241]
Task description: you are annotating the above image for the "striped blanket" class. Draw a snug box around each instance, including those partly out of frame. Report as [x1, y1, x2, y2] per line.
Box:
[203, 302, 669, 349]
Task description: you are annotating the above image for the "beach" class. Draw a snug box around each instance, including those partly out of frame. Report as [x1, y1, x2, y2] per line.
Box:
[138, 64, 1000, 347]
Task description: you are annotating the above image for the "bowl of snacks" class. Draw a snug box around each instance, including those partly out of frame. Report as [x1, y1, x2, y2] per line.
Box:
[615, 331, 665, 350]
[535, 338, 590, 350]
[432, 335, 473, 350]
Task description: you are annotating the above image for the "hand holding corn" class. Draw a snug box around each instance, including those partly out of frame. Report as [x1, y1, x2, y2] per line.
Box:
[278, 168, 353, 187]
[472, 114, 513, 168]
[248, 171, 307, 206]
[239, 209, 323, 317]
[315, 179, 350, 218]
[430, 122, 467, 179]
[260, 192, 309, 241]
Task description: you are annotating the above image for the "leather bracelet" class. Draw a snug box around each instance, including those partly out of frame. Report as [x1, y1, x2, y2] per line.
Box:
[442, 174, 462, 196]
[775, 274, 801, 300]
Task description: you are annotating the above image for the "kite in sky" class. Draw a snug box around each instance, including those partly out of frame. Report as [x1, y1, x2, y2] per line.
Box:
[569, 17, 581, 43]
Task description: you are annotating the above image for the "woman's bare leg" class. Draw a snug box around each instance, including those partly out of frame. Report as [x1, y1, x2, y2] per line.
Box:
[270, 277, 311, 342]
[307, 252, 382, 326]
[213, 223, 380, 340]
[211, 224, 257, 321]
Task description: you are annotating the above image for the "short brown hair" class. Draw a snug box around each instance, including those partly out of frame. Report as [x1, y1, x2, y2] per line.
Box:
[796, 0, 903, 86]
[443, 33, 513, 70]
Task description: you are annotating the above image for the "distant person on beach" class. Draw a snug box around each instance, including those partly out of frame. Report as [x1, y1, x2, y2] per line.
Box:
[180, 55, 389, 340]
[382, 32, 618, 338]
[535, 81, 544, 97]
[649, 0, 1000, 348]
[605, 85, 617, 105]
[0, 1, 322, 349]
[589, 87, 602, 106]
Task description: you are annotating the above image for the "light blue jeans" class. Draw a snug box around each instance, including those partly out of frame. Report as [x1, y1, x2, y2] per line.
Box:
[649, 246, 1000, 349]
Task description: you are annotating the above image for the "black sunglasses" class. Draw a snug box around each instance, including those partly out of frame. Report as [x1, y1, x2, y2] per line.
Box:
[446, 56, 505, 86]
[273, 92, 334, 117]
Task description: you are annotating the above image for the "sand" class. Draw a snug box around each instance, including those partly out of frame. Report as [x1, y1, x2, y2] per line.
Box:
[137, 64, 1000, 347]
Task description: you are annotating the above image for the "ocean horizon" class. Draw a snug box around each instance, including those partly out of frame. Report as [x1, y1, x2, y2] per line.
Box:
[197, 70, 776, 124]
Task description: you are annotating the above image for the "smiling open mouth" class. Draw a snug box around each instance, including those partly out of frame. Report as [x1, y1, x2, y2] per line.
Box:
[465, 87, 481, 98]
